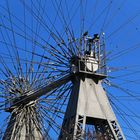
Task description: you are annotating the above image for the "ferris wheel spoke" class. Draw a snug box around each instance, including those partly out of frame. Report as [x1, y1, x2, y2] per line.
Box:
[28, 0, 54, 82]
[0, 64, 12, 79]
[106, 43, 140, 62]
[38, 83, 71, 121]
[5, 74, 72, 109]
[108, 93, 140, 122]
[39, 104, 65, 120]
[114, 85, 140, 101]
[0, 10, 73, 63]
[99, 1, 113, 33]
[103, 0, 126, 31]
[0, 23, 48, 55]
[112, 103, 140, 129]
[111, 70, 140, 79]
[88, 1, 113, 32]
[38, 82, 71, 102]
[114, 112, 140, 120]
[39, 94, 69, 112]
[19, 0, 50, 33]
[0, 17, 66, 63]
[0, 9, 54, 53]
[106, 92, 140, 138]
[51, 0, 75, 36]
[39, 107, 62, 135]
[34, 0, 63, 42]
[109, 76, 140, 86]
[6, 0, 24, 78]
[64, 0, 77, 36]
[0, 27, 19, 76]
[107, 11, 140, 39]
[19, 0, 67, 48]
[0, 1, 139, 139]
[30, 70, 68, 87]
[50, 0, 80, 55]
[110, 98, 140, 139]
[0, 114, 11, 138]
[80, 0, 85, 37]
[0, 50, 69, 71]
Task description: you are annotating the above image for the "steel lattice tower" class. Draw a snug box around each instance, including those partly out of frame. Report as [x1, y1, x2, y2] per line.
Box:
[59, 34, 126, 140]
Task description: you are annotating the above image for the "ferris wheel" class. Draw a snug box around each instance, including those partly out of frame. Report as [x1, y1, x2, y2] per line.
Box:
[0, 0, 140, 140]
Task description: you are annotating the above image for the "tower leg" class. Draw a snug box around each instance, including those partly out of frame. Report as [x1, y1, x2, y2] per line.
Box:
[59, 77, 125, 140]
[3, 106, 44, 140]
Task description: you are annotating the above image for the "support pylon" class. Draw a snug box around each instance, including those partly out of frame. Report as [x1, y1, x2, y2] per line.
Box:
[3, 104, 44, 140]
[59, 33, 125, 140]
[59, 76, 125, 140]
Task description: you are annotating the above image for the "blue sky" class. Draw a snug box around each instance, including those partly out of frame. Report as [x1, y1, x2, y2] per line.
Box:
[0, 0, 140, 139]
